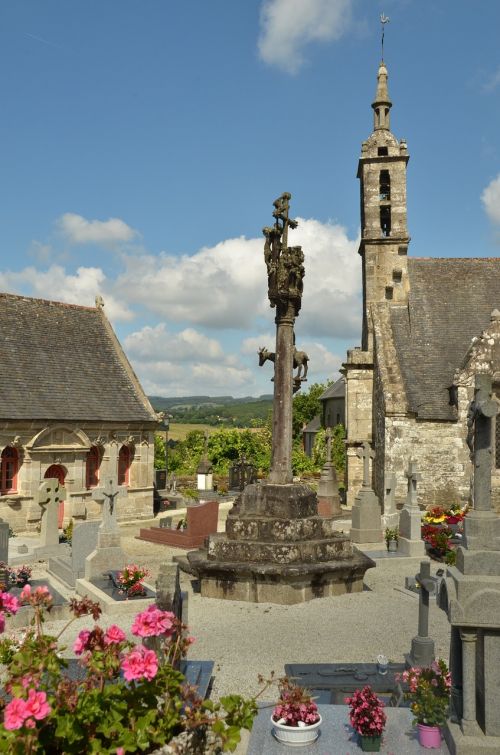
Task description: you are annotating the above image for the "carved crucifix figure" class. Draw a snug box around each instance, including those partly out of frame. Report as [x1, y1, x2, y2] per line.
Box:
[356, 442, 375, 488]
[405, 459, 421, 509]
[93, 477, 127, 532]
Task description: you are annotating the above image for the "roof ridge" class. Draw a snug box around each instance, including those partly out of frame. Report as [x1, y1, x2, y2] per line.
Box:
[0, 291, 96, 311]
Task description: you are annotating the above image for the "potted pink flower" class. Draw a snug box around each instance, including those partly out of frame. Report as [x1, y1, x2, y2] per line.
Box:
[116, 563, 150, 597]
[402, 659, 451, 748]
[345, 685, 387, 751]
[271, 677, 321, 746]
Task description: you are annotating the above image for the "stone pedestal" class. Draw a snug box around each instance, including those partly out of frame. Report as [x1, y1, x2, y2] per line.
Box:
[84, 529, 127, 580]
[317, 462, 342, 518]
[185, 483, 374, 604]
[350, 487, 383, 543]
[398, 461, 425, 557]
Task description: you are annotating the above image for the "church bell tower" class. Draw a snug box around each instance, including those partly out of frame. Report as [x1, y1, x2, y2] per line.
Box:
[358, 59, 410, 350]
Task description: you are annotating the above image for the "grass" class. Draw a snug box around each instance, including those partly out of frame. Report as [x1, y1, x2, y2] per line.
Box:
[166, 423, 213, 441]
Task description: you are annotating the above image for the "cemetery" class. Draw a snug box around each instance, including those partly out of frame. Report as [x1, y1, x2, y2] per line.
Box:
[2, 9, 500, 755]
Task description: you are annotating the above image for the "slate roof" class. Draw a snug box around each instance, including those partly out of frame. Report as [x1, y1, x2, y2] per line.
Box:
[303, 415, 321, 433]
[0, 293, 157, 423]
[389, 258, 500, 420]
[320, 376, 345, 401]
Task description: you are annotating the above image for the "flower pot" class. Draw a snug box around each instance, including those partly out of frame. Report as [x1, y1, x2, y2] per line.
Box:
[359, 734, 382, 752]
[387, 539, 398, 552]
[417, 723, 442, 748]
[271, 714, 322, 746]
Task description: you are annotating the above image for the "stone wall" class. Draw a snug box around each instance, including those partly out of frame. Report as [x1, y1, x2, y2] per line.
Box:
[0, 421, 156, 532]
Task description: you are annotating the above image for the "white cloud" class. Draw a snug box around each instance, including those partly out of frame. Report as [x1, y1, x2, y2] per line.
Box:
[116, 218, 360, 338]
[0, 265, 133, 322]
[124, 324, 225, 363]
[482, 174, 500, 224]
[56, 213, 138, 245]
[258, 0, 353, 74]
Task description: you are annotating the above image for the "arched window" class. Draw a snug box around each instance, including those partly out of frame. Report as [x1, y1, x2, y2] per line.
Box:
[86, 446, 101, 488]
[379, 170, 391, 200]
[1, 447, 18, 494]
[118, 445, 131, 486]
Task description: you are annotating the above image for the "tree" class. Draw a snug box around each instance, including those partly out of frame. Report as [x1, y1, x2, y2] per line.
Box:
[292, 381, 331, 439]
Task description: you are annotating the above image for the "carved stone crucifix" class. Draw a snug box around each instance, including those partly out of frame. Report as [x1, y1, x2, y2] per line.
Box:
[93, 477, 127, 532]
[356, 442, 375, 488]
[405, 459, 421, 509]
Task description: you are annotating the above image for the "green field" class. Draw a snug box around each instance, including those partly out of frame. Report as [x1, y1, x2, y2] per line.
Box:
[165, 423, 212, 442]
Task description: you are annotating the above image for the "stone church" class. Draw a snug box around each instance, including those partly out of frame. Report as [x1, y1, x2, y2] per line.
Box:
[0, 293, 159, 531]
[343, 60, 500, 512]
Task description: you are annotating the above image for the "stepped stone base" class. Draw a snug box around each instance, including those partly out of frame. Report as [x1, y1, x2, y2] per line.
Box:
[185, 482, 375, 604]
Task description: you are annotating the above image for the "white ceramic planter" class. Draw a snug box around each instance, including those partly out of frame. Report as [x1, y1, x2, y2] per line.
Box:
[271, 714, 322, 746]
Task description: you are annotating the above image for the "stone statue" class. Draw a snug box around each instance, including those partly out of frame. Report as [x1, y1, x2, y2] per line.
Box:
[258, 345, 309, 381]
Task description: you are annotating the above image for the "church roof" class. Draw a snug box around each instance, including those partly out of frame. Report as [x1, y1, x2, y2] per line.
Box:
[389, 258, 500, 420]
[320, 377, 345, 401]
[303, 415, 321, 434]
[0, 293, 158, 423]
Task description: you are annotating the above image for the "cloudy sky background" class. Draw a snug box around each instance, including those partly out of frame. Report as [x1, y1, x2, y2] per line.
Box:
[1, 1, 500, 397]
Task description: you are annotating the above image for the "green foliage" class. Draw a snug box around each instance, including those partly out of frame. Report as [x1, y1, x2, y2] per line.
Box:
[150, 395, 273, 427]
[292, 382, 330, 439]
[311, 425, 346, 476]
[169, 427, 272, 476]
[154, 434, 166, 470]
[291, 440, 316, 475]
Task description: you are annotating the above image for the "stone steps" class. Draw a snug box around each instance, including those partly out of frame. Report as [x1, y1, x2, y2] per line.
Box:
[206, 532, 353, 564]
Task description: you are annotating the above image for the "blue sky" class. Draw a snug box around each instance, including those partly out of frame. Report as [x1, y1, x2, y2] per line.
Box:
[1, 1, 500, 397]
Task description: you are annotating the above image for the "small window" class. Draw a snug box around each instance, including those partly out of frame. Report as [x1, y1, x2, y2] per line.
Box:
[380, 205, 391, 236]
[1, 447, 18, 494]
[398, 245, 408, 256]
[393, 269, 402, 283]
[379, 169, 391, 201]
[118, 445, 131, 486]
[86, 446, 101, 488]
[385, 286, 393, 300]
[378, 147, 388, 156]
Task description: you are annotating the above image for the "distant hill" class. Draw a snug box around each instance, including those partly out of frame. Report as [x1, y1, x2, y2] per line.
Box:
[149, 394, 273, 427]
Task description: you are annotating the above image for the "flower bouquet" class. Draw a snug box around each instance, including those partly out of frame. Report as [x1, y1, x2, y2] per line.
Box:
[345, 685, 386, 751]
[9, 565, 32, 588]
[271, 677, 321, 745]
[116, 563, 149, 597]
[401, 660, 451, 748]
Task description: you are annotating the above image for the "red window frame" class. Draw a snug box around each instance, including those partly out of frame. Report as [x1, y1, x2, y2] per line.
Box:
[1, 447, 18, 494]
[118, 445, 130, 486]
[86, 446, 101, 488]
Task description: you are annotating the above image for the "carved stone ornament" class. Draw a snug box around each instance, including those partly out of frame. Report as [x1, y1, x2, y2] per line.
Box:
[262, 192, 304, 315]
[123, 435, 136, 449]
[8, 436, 22, 448]
[90, 435, 106, 448]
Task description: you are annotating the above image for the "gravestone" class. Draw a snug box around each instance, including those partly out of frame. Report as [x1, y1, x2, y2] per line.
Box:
[49, 520, 100, 587]
[34, 478, 67, 559]
[382, 472, 398, 529]
[228, 455, 257, 492]
[350, 443, 383, 543]
[398, 460, 425, 557]
[317, 428, 342, 518]
[0, 520, 9, 564]
[405, 560, 436, 668]
[438, 373, 500, 753]
[85, 477, 128, 580]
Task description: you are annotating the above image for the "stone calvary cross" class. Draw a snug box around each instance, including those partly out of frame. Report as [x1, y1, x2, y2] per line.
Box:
[356, 442, 375, 488]
[92, 477, 127, 532]
[37, 478, 67, 547]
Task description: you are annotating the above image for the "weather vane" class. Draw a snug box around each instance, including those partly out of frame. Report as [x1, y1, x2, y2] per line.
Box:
[380, 13, 390, 60]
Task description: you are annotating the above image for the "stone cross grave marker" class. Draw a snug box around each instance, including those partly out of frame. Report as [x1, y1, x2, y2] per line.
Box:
[356, 441, 375, 488]
[406, 560, 435, 668]
[92, 477, 127, 533]
[382, 472, 398, 528]
[38, 478, 66, 546]
[325, 427, 332, 464]
[398, 459, 425, 556]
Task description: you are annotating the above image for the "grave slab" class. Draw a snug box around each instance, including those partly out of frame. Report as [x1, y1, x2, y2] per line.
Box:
[49, 520, 100, 587]
[137, 500, 219, 549]
[75, 576, 156, 616]
[246, 704, 450, 754]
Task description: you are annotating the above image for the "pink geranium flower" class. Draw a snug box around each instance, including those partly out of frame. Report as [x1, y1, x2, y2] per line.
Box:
[24, 688, 51, 721]
[104, 624, 126, 645]
[4, 697, 27, 730]
[131, 605, 175, 638]
[20, 584, 31, 602]
[0, 592, 19, 615]
[73, 630, 91, 655]
[121, 646, 158, 681]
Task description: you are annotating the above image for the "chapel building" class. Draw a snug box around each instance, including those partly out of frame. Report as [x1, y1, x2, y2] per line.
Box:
[0, 293, 159, 531]
[343, 60, 500, 513]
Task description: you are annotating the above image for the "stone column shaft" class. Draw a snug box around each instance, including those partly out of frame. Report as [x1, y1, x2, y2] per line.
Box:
[460, 629, 477, 733]
[269, 307, 294, 485]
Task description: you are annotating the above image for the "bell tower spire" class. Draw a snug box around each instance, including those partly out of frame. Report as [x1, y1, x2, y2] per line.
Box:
[357, 51, 411, 351]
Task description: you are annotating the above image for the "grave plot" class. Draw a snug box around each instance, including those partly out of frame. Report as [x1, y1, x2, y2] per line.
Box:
[137, 500, 219, 548]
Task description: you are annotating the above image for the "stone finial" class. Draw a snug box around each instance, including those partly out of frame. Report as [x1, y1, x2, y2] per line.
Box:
[95, 295, 105, 309]
[491, 309, 500, 322]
